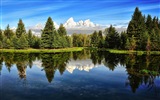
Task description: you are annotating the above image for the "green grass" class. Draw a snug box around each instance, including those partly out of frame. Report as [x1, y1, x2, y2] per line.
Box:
[0, 47, 84, 53]
[106, 49, 160, 55]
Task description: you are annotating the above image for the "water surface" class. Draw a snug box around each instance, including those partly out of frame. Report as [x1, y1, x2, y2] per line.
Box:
[0, 51, 160, 100]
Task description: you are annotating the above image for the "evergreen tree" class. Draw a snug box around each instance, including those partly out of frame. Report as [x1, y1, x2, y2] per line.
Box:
[0, 29, 3, 41]
[3, 38, 12, 49]
[18, 34, 28, 49]
[139, 31, 149, 50]
[120, 31, 127, 49]
[58, 24, 67, 36]
[91, 31, 98, 47]
[130, 35, 136, 50]
[12, 35, 19, 49]
[66, 36, 72, 47]
[146, 36, 151, 51]
[125, 39, 130, 50]
[152, 16, 160, 35]
[145, 15, 152, 34]
[33, 36, 41, 49]
[27, 30, 33, 48]
[105, 25, 120, 49]
[98, 30, 103, 40]
[16, 19, 26, 38]
[4, 25, 14, 39]
[97, 30, 104, 48]
[41, 17, 56, 49]
[0, 41, 2, 48]
[127, 7, 146, 49]
[158, 20, 160, 29]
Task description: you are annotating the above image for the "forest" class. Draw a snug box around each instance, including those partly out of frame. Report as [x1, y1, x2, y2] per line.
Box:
[0, 7, 160, 51]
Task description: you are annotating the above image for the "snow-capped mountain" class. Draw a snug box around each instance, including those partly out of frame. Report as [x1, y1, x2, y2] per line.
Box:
[33, 59, 101, 74]
[11, 27, 16, 32]
[29, 22, 59, 30]
[28, 22, 59, 37]
[26, 17, 126, 35]
[64, 17, 100, 29]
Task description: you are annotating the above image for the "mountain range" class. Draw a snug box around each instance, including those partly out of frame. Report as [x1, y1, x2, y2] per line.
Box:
[11, 17, 126, 36]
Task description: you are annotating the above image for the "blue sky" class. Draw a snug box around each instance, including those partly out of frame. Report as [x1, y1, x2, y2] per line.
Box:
[0, 0, 160, 29]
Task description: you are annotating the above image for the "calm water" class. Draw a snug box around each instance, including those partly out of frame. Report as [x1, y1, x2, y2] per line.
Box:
[0, 51, 160, 100]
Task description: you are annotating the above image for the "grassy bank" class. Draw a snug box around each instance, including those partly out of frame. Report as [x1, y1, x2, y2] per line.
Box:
[106, 49, 160, 55]
[0, 47, 84, 53]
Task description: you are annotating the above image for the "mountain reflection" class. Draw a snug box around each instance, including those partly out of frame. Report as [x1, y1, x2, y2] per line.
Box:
[0, 50, 160, 93]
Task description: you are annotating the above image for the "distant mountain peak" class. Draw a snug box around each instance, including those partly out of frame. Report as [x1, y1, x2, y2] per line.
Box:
[64, 17, 101, 29]
[64, 17, 77, 28]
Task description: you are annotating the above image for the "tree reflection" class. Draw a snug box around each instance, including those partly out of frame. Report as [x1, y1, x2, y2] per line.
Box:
[0, 51, 160, 93]
[41, 52, 70, 83]
[0, 53, 3, 75]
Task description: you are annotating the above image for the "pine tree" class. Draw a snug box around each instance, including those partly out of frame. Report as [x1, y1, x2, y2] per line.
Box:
[105, 25, 120, 49]
[3, 38, 12, 49]
[98, 30, 104, 48]
[41, 17, 56, 49]
[146, 37, 151, 51]
[98, 30, 103, 40]
[12, 35, 19, 49]
[58, 24, 67, 36]
[145, 15, 152, 34]
[0, 41, 2, 48]
[4, 25, 14, 39]
[0, 29, 3, 41]
[18, 34, 28, 49]
[16, 19, 26, 38]
[139, 31, 149, 50]
[120, 31, 127, 49]
[27, 30, 33, 48]
[91, 31, 98, 47]
[130, 35, 136, 50]
[127, 7, 146, 49]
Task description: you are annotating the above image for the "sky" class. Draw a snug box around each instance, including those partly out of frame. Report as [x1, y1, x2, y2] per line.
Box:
[0, 0, 160, 29]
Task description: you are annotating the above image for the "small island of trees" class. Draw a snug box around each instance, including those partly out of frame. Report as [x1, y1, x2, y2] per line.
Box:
[0, 7, 160, 52]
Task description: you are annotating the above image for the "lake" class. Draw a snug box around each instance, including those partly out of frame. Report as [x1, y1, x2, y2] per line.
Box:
[0, 50, 160, 100]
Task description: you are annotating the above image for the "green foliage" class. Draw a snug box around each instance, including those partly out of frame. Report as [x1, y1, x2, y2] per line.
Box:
[139, 31, 149, 50]
[32, 36, 41, 49]
[72, 33, 90, 47]
[0, 29, 3, 41]
[40, 17, 68, 49]
[18, 34, 28, 49]
[91, 31, 99, 47]
[125, 39, 130, 50]
[12, 35, 19, 49]
[146, 15, 152, 34]
[4, 25, 14, 39]
[41, 17, 56, 48]
[16, 19, 26, 38]
[27, 30, 34, 47]
[0, 8, 159, 51]
[146, 37, 151, 51]
[0, 41, 2, 49]
[58, 24, 67, 36]
[126, 7, 160, 51]
[120, 31, 127, 49]
[3, 38, 12, 49]
[127, 7, 146, 49]
[97, 30, 104, 48]
[130, 35, 136, 50]
[12, 34, 28, 49]
[105, 25, 120, 49]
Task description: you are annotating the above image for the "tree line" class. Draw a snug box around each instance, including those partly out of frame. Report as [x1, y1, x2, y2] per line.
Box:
[0, 7, 160, 50]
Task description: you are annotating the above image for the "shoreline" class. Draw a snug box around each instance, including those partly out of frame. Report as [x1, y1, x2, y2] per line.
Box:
[0, 47, 84, 53]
